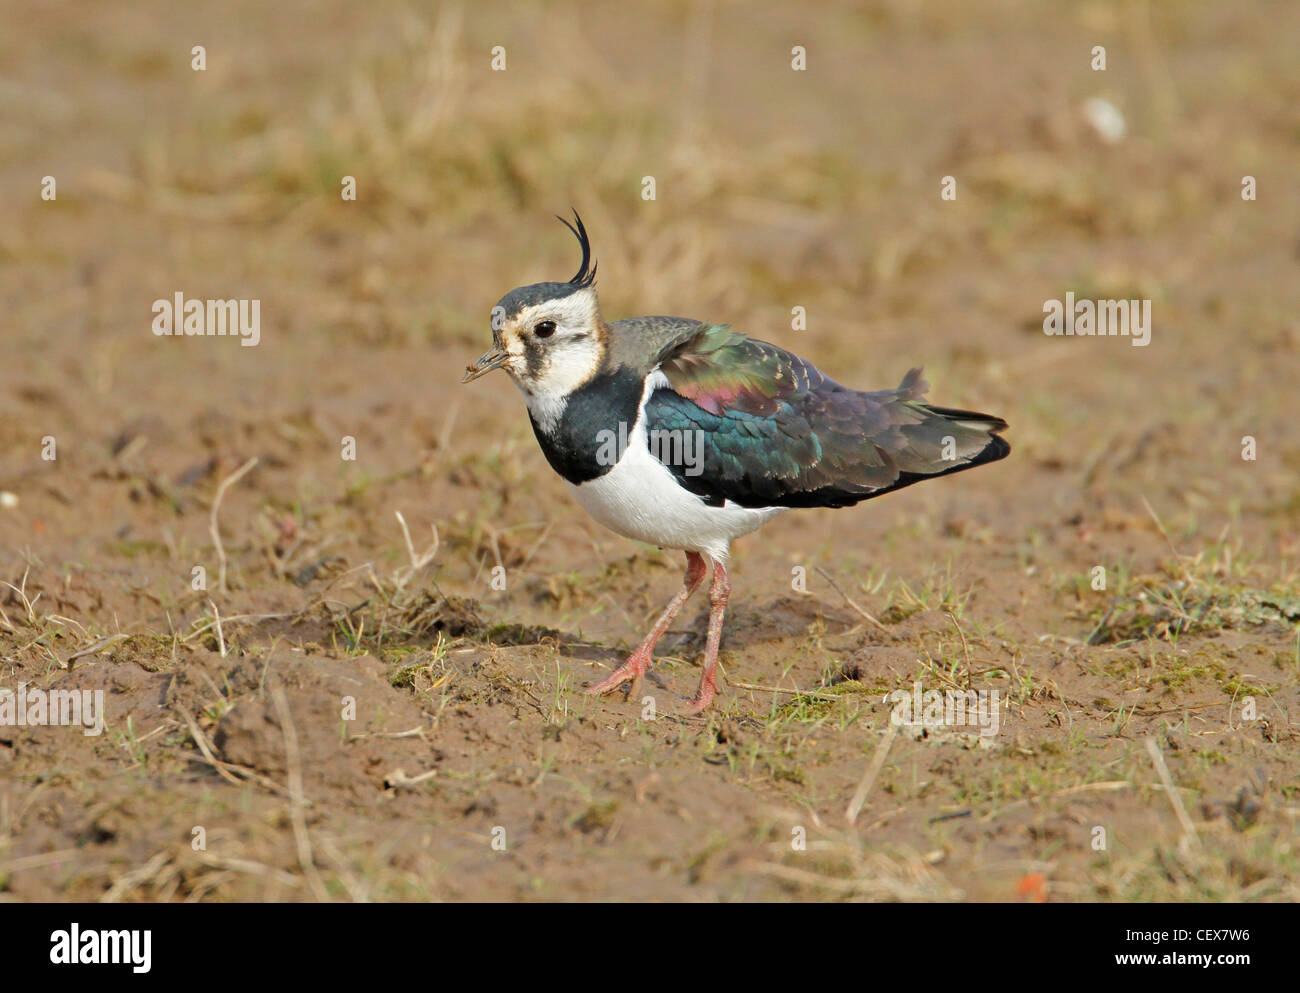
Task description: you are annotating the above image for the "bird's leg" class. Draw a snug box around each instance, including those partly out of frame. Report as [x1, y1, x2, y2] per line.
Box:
[686, 560, 730, 714]
[586, 551, 708, 700]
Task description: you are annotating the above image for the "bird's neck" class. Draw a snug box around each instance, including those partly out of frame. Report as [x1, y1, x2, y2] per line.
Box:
[526, 365, 647, 485]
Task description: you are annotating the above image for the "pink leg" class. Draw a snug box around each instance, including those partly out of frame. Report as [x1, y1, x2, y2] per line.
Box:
[686, 561, 730, 714]
[587, 551, 708, 700]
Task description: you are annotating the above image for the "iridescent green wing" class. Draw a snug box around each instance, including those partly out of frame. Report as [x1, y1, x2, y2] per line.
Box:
[648, 325, 1009, 509]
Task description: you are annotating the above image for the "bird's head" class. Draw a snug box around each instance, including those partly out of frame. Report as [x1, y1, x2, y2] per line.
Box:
[462, 212, 607, 407]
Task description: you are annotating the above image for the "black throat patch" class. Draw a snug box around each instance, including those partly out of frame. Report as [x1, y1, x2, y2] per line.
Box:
[528, 366, 645, 485]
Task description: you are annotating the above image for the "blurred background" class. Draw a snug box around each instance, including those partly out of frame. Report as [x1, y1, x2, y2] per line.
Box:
[4, 2, 1297, 574]
[1, 1, 1298, 901]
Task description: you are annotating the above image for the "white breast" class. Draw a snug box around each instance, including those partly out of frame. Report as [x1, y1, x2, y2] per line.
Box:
[566, 375, 784, 562]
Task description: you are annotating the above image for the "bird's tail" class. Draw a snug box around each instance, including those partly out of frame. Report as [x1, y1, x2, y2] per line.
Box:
[877, 366, 1008, 471]
[905, 402, 1010, 475]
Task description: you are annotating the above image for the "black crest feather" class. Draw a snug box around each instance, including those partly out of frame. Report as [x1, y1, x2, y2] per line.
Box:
[557, 210, 597, 288]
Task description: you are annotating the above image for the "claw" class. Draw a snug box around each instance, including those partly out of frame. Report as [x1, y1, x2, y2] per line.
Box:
[684, 671, 719, 715]
[585, 651, 651, 698]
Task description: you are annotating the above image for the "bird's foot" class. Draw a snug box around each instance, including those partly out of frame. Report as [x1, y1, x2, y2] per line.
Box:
[586, 650, 653, 700]
[684, 671, 719, 715]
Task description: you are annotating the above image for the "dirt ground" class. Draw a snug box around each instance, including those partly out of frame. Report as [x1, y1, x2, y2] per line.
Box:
[2, 1, 1298, 902]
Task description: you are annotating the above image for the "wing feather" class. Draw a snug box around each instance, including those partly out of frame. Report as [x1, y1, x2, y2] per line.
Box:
[647, 325, 1008, 509]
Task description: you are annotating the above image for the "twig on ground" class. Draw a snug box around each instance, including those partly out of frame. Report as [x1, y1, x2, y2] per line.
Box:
[393, 511, 439, 593]
[208, 599, 226, 657]
[847, 723, 899, 825]
[384, 768, 439, 789]
[64, 632, 129, 667]
[271, 688, 330, 901]
[729, 679, 843, 702]
[815, 566, 889, 633]
[210, 457, 258, 593]
[1145, 736, 1201, 853]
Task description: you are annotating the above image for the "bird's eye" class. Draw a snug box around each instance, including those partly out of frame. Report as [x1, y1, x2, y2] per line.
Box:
[534, 320, 557, 339]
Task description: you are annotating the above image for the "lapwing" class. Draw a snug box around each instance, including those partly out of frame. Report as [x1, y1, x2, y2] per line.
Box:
[463, 212, 1009, 713]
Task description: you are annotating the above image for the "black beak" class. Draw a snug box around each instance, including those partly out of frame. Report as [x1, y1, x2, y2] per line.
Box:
[462, 346, 509, 383]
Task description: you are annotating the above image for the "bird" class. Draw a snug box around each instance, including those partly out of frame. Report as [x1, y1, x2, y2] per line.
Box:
[463, 212, 1009, 714]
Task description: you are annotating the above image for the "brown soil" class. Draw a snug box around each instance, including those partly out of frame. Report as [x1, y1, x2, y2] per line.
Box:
[2, 1, 1298, 901]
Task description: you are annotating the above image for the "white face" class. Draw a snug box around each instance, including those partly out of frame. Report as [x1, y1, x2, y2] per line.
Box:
[499, 288, 604, 423]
